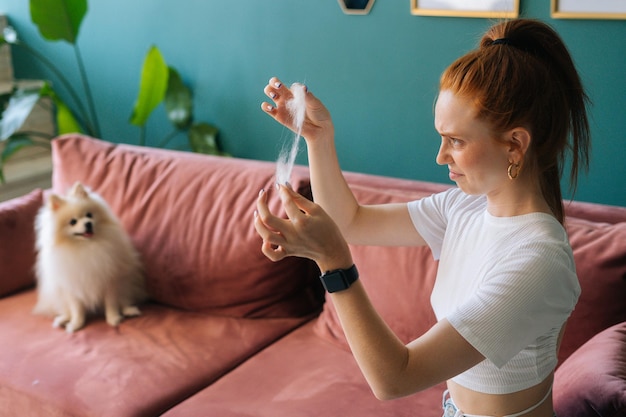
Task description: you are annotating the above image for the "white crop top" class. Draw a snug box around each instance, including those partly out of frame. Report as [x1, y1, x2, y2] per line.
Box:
[407, 188, 580, 394]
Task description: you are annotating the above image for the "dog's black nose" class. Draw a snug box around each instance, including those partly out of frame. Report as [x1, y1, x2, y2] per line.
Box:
[85, 222, 93, 233]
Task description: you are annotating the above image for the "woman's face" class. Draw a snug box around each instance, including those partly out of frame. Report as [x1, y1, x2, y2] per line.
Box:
[434, 90, 511, 197]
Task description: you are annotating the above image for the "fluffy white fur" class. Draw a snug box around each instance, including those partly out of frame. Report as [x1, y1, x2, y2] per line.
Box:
[34, 182, 146, 333]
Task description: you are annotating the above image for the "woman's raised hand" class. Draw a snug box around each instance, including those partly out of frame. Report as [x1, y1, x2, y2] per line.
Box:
[261, 77, 334, 143]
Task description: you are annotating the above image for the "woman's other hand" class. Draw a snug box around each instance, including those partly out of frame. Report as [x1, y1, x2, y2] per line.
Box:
[254, 184, 353, 272]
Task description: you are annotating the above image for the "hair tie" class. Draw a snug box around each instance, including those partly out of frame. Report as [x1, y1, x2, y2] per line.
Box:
[491, 37, 537, 57]
[492, 38, 510, 45]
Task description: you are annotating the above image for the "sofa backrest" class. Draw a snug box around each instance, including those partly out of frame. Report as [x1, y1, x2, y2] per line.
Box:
[313, 170, 626, 367]
[51, 134, 322, 318]
[559, 209, 626, 363]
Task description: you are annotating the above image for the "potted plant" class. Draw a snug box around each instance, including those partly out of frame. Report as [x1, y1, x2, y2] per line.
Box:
[0, 0, 224, 183]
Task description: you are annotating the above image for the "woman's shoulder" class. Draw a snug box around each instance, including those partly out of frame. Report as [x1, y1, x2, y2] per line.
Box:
[430, 187, 486, 214]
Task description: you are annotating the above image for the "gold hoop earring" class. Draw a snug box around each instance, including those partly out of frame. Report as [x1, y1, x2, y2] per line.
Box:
[508, 162, 520, 180]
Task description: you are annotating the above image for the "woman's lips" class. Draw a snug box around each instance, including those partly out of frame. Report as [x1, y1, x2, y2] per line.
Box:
[449, 170, 463, 181]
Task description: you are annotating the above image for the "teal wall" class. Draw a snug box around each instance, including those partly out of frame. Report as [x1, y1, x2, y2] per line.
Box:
[1, 1, 625, 206]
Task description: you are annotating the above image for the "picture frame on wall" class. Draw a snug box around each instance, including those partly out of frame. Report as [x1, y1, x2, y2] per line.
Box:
[411, 0, 519, 18]
[551, 0, 626, 20]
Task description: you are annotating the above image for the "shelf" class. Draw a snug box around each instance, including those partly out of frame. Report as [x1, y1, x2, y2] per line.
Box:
[0, 145, 52, 202]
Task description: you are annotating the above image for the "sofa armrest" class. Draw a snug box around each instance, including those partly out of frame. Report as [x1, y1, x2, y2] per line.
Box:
[554, 321, 626, 417]
[0, 189, 42, 297]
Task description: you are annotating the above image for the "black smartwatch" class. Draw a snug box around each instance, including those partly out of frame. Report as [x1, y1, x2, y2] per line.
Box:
[319, 264, 359, 293]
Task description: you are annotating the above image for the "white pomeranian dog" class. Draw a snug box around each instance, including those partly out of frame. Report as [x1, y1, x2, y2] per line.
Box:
[33, 182, 147, 333]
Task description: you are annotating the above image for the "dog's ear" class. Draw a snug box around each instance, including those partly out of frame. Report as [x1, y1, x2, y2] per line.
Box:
[70, 182, 89, 199]
[48, 194, 66, 211]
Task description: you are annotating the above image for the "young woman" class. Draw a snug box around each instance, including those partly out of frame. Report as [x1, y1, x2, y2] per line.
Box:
[254, 19, 590, 417]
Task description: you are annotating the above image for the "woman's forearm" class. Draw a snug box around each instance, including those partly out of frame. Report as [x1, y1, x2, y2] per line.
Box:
[306, 135, 361, 236]
[329, 280, 412, 400]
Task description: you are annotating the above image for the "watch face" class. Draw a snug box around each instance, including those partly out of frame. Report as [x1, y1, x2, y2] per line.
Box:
[320, 266, 358, 293]
[322, 271, 347, 293]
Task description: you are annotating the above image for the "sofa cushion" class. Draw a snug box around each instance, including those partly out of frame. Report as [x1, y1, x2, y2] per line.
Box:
[559, 217, 626, 363]
[314, 177, 447, 350]
[554, 321, 626, 417]
[0, 188, 42, 297]
[51, 134, 321, 318]
[162, 321, 447, 417]
[0, 289, 311, 417]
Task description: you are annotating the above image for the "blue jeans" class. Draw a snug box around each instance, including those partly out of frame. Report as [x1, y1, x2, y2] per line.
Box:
[442, 390, 556, 417]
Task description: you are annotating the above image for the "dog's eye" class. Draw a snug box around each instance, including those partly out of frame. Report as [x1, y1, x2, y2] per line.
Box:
[85, 212, 93, 219]
[69, 219, 77, 226]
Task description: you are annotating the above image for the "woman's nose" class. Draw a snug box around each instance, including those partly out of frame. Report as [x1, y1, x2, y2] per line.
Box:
[435, 140, 449, 166]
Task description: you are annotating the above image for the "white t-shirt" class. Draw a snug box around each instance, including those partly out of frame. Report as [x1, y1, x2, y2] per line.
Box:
[407, 188, 580, 394]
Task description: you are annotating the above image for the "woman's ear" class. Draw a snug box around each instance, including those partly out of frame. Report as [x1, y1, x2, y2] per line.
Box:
[506, 127, 531, 163]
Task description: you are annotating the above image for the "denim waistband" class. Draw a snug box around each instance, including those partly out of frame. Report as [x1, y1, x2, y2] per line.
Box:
[442, 388, 555, 417]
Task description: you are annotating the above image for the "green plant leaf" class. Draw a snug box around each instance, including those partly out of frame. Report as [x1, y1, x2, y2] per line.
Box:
[29, 0, 87, 44]
[164, 68, 193, 130]
[39, 83, 82, 134]
[55, 98, 82, 134]
[129, 46, 169, 127]
[0, 89, 40, 141]
[188, 122, 221, 155]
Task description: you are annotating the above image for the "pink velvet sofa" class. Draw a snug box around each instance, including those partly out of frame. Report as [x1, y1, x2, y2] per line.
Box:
[1, 134, 624, 417]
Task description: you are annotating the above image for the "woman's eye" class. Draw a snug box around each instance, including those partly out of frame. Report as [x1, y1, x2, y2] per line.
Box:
[69, 219, 77, 226]
[449, 137, 462, 146]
